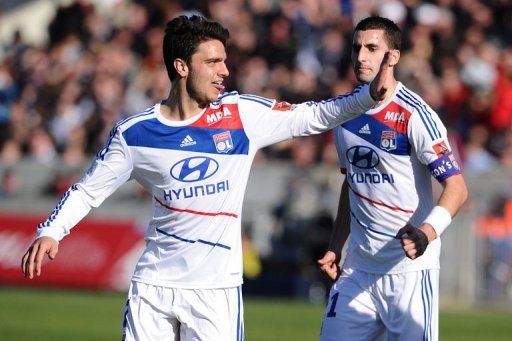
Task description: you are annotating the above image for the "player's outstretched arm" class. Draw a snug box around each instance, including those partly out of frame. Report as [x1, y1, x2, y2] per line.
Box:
[21, 236, 59, 279]
[239, 52, 394, 149]
[20, 126, 133, 279]
[318, 179, 351, 281]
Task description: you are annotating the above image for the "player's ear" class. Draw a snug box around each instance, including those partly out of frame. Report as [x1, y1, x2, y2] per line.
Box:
[174, 58, 189, 78]
[388, 49, 400, 66]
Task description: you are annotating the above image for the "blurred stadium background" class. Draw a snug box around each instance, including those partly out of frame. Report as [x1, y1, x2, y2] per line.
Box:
[1, 0, 512, 339]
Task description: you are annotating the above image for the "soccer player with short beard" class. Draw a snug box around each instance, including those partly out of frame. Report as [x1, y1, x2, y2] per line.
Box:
[318, 16, 468, 341]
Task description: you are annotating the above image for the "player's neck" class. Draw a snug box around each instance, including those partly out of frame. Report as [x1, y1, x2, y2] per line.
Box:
[161, 82, 205, 121]
[374, 78, 398, 108]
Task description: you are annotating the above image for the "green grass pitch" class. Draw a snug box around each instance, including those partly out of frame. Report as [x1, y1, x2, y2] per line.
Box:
[1, 287, 511, 340]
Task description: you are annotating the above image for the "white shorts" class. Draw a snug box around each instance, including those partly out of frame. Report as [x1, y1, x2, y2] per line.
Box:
[122, 281, 244, 341]
[320, 267, 439, 341]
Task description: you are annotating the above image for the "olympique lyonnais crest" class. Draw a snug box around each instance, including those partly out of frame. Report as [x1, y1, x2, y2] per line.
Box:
[213, 131, 234, 153]
[380, 130, 397, 151]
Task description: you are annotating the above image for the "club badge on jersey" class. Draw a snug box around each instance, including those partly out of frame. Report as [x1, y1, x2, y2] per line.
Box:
[433, 140, 449, 157]
[380, 130, 397, 151]
[272, 101, 296, 111]
[213, 131, 234, 153]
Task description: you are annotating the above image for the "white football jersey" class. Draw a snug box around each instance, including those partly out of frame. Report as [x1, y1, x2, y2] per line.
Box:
[333, 82, 461, 274]
[36, 85, 375, 288]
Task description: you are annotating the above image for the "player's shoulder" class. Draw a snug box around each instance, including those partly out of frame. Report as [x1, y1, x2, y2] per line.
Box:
[394, 83, 446, 139]
[114, 104, 158, 132]
[394, 83, 435, 116]
[238, 93, 275, 109]
[211, 90, 276, 109]
[212, 90, 239, 106]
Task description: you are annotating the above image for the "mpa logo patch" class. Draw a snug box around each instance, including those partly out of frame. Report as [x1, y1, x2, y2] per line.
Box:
[384, 111, 405, 123]
[206, 107, 233, 125]
[213, 131, 234, 153]
[380, 130, 397, 151]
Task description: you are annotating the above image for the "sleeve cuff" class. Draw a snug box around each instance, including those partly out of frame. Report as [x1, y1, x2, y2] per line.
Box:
[36, 227, 65, 242]
[357, 84, 376, 110]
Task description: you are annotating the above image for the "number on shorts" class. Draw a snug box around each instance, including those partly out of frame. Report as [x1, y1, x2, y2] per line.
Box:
[326, 292, 339, 317]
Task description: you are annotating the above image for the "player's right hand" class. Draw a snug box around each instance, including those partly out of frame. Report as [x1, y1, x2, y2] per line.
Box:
[21, 236, 59, 279]
[369, 51, 392, 101]
[317, 251, 340, 282]
[395, 224, 429, 260]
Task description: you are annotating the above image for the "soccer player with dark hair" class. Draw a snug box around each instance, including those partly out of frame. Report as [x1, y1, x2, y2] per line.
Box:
[318, 16, 468, 340]
[22, 15, 392, 340]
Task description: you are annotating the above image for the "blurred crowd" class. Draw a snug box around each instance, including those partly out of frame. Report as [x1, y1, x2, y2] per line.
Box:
[1, 0, 512, 302]
[1, 0, 512, 198]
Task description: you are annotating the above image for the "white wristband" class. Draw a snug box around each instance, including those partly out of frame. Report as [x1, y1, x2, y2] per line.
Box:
[423, 205, 452, 237]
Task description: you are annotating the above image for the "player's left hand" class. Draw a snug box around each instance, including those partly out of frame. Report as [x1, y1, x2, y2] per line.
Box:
[369, 51, 392, 101]
[395, 224, 430, 260]
[317, 251, 341, 282]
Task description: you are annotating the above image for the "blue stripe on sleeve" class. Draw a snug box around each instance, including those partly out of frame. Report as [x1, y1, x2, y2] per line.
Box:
[398, 90, 441, 139]
[317, 87, 360, 104]
[396, 93, 435, 141]
[98, 109, 155, 160]
[401, 89, 441, 138]
[38, 186, 76, 228]
[240, 93, 274, 104]
[239, 95, 272, 108]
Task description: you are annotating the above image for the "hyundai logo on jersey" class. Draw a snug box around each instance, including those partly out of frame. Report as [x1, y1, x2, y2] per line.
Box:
[346, 146, 380, 169]
[170, 157, 219, 182]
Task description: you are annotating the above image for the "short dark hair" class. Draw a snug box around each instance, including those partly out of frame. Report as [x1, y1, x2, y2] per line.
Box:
[162, 15, 229, 82]
[354, 16, 401, 50]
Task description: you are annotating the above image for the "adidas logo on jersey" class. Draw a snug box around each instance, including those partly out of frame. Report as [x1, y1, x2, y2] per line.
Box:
[359, 124, 371, 134]
[180, 135, 197, 147]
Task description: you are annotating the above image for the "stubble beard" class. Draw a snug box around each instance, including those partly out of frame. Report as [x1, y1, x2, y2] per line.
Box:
[186, 75, 214, 107]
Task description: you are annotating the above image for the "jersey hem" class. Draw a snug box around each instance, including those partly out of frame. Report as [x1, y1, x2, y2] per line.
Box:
[341, 263, 440, 275]
[131, 276, 244, 289]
